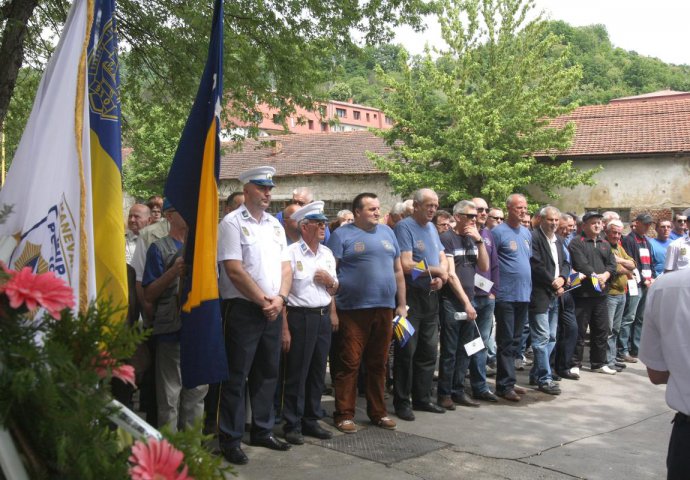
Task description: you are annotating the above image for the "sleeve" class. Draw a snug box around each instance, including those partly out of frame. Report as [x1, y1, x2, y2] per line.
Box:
[558, 238, 571, 278]
[142, 243, 164, 287]
[638, 285, 667, 371]
[604, 245, 618, 277]
[326, 228, 344, 260]
[277, 224, 290, 262]
[665, 243, 678, 271]
[569, 240, 594, 276]
[529, 237, 553, 289]
[488, 232, 500, 293]
[217, 217, 242, 262]
[440, 231, 454, 257]
[393, 220, 413, 253]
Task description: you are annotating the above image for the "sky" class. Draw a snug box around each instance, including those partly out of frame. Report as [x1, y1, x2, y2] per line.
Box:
[394, 0, 690, 66]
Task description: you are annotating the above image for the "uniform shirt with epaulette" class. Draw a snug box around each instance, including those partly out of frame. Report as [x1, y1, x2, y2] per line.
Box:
[287, 239, 336, 308]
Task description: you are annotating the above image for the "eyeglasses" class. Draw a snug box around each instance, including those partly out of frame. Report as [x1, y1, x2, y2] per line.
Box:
[676, 219, 688, 223]
[291, 200, 306, 206]
[476, 207, 487, 213]
[489, 216, 504, 221]
[458, 213, 477, 220]
[308, 220, 326, 227]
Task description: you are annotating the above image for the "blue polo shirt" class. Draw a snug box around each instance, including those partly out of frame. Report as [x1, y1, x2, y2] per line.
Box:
[491, 222, 532, 302]
[327, 223, 400, 310]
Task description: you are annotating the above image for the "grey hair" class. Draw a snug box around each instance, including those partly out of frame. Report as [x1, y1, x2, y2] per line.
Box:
[560, 213, 573, 221]
[606, 219, 624, 231]
[453, 200, 476, 215]
[336, 209, 352, 219]
[292, 187, 313, 203]
[412, 188, 436, 204]
[539, 206, 560, 217]
[506, 193, 526, 208]
[601, 211, 620, 223]
[390, 202, 406, 215]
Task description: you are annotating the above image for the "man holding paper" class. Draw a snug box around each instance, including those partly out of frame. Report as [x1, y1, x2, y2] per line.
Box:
[393, 188, 448, 421]
[438, 200, 492, 409]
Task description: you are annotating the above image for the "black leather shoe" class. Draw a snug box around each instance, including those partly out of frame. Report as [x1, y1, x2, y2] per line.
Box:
[302, 424, 333, 440]
[395, 406, 416, 421]
[552, 373, 562, 381]
[557, 370, 580, 380]
[451, 392, 480, 408]
[284, 430, 304, 445]
[221, 446, 248, 465]
[615, 362, 627, 369]
[538, 381, 562, 395]
[413, 402, 446, 414]
[473, 390, 498, 403]
[251, 435, 291, 451]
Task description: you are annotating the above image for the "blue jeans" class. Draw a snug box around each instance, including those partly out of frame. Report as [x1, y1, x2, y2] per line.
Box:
[606, 294, 626, 366]
[619, 287, 646, 356]
[473, 296, 496, 364]
[438, 297, 489, 397]
[495, 301, 529, 394]
[528, 297, 559, 385]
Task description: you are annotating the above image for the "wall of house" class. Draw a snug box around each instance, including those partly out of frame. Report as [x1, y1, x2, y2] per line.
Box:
[219, 174, 402, 219]
[536, 154, 690, 215]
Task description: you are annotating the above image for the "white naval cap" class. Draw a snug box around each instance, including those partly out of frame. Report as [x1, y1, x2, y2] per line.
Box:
[238, 165, 276, 187]
[292, 200, 328, 223]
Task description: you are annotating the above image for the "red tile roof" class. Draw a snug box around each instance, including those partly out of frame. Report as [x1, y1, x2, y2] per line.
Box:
[219, 131, 394, 180]
[541, 92, 690, 158]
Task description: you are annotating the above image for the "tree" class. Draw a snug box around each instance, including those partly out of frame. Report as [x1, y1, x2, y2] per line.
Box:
[374, 0, 596, 207]
[0, 0, 439, 195]
[328, 82, 353, 101]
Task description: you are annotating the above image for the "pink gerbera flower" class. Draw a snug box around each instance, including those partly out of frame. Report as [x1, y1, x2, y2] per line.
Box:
[2, 267, 74, 319]
[94, 351, 136, 387]
[113, 364, 136, 387]
[129, 438, 192, 480]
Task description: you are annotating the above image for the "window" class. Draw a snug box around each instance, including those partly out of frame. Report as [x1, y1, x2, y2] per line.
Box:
[290, 117, 295, 127]
[336, 108, 347, 118]
[385, 117, 393, 125]
[366, 113, 370, 121]
[353, 110, 361, 120]
[308, 120, 314, 130]
[272, 114, 280, 124]
[373, 114, 377, 119]
[321, 122, 328, 132]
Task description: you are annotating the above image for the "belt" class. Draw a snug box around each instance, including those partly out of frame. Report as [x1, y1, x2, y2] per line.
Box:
[222, 297, 261, 311]
[287, 305, 330, 316]
[675, 412, 690, 424]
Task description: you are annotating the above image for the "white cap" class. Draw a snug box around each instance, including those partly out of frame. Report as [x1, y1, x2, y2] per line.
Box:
[292, 201, 328, 223]
[238, 166, 276, 186]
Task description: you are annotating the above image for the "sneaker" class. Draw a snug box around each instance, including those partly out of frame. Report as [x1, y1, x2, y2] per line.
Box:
[373, 416, 396, 430]
[538, 381, 562, 395]
[593, 365, 617, 375]
[336, 419, 357, 434]
[569, 366, 580, 378]
[515, 358, 525, 371]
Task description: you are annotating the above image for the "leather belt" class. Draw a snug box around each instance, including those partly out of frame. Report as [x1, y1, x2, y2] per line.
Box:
[287, 305, 330, 316]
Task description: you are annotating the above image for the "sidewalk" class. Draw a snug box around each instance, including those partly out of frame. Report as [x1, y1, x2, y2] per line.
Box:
[225, 360, 671, 479]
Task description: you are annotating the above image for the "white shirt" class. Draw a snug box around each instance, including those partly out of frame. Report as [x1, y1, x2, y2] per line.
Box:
[132, 219, 170, 282]
[664, 235, 690, 272]
[125, 230, 138, 265]
[639, 268, 690, 416]
[287, 239, 336, 308]
[541, 227, 560, 280]
[218, 204, 289, 299]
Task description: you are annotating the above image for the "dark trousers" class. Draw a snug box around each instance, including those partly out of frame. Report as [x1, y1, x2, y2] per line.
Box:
[495, 301, 529, 394]
[282, 306, 332, 432]
[555, 291, 578, 373]
[668, 413, 690, 480]
[218, 299, 282, 448]
[573, 296, 609, 369]
[393, 289, 439, 409]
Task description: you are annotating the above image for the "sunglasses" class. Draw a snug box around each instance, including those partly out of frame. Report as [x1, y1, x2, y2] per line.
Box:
[676, 219, 688, 223]
[489, 216, 504, 221]
[458, 213, 477, 220]
[476, 207, 487, 213]
[308, 220, 326, 227]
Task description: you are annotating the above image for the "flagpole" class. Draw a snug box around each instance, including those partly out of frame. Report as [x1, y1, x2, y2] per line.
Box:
[1, 129, 5, 186]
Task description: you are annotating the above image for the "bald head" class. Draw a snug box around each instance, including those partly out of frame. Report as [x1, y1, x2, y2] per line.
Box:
[128, 204, 150, 235]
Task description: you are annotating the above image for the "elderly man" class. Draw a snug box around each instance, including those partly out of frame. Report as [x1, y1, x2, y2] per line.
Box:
[471, 197, 500, 376]
[568, 212, 618, 375]
[486, 208, 504, 229]
[438, 200, 493, 409]
[492, 194, 532, 402]
[528, 206, 569, 395]
[669, 213, 687, 240]
[554, 212, 580, 380]
[386, 202, 407, 228]
[222, 191, 244, 216]
[649, 220, 673, 277]
[281, 201, 338, 445]
[620, 213, 656, 363]
[393, 189, 448, 421]
[126, 204, 151, 264]
[639, 267, 690, 479]
[605, 220, 636, 372]
[217, 166, 293, 465]
[328, 193, 406, 434]
[557, 213, 576, 246]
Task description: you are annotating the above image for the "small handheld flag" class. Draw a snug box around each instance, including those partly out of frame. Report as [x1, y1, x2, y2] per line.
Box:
[393, 315, 416, 347]
[591, 275, 603, 292]
[411, 258, 428, 281]
[568, 272, 583, 287]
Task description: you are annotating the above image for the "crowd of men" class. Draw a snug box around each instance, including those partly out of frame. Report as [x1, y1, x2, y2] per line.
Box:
[121, 166, 690, 467]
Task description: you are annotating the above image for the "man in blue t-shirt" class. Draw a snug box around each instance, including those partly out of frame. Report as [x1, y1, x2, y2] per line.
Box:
[327, 193, 407, 434]
[392, 189, 448, 421]
[649, 220, 673, 277]
[491, 193, 532, 402]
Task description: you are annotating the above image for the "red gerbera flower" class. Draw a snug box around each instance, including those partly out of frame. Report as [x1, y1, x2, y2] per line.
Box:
[129, 438, 192, 480]
[2, 267, 74, 319]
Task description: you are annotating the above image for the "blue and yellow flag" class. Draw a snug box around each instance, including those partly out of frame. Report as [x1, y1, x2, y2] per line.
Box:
[410, 258, 428, 281]
[568, 272, 582, 287]
[164, 0, 228, 388]
[393, 315, 416, 348]
[88, 0, 127, 315]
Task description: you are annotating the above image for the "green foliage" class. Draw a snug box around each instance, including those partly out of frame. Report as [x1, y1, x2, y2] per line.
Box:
[374, 0, 597, 207]
[2, 68, 41, 161]
[328, 82, 353, 101]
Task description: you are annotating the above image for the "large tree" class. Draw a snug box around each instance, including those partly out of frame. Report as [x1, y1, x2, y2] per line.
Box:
[0, 0, 438, 196]
[374, 0, 596, 207]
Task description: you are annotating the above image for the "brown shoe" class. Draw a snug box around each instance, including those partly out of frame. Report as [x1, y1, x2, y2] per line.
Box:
[437, 395, 456, 411]
[373, 416, 396, 430]
[335, 419, 357, 434]
[497, 389, 521, 402]
[513, 385, 528, 395]
[622, 354, 638, 363]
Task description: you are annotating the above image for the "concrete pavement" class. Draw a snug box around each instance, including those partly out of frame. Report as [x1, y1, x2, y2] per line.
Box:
[225, 359, 671, 479]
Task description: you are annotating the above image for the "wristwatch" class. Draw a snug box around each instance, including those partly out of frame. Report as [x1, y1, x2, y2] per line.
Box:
[476, 238, 484, 244]
[278, 294, 288, 306]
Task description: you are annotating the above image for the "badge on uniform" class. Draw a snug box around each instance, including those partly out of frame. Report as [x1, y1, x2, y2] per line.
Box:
[415, 239, 426, 252]
[296, 261, 303, 272]
[241, 226, 250, 236]
[381, 240, 394, 251]
[354, 242, 366, 253]
[274, 226, 282, 237]
[509, 240, 518, 251]
[241, 209, 250, 219]
[681, 247, 687, 256]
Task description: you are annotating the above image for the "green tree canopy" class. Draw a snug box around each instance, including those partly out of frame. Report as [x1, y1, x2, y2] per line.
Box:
[374, 0, 597, 207]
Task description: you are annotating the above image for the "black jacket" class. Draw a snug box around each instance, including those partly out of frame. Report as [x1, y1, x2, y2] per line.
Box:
[530, 228, 570, 313]
[568, 233, 617, 297]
